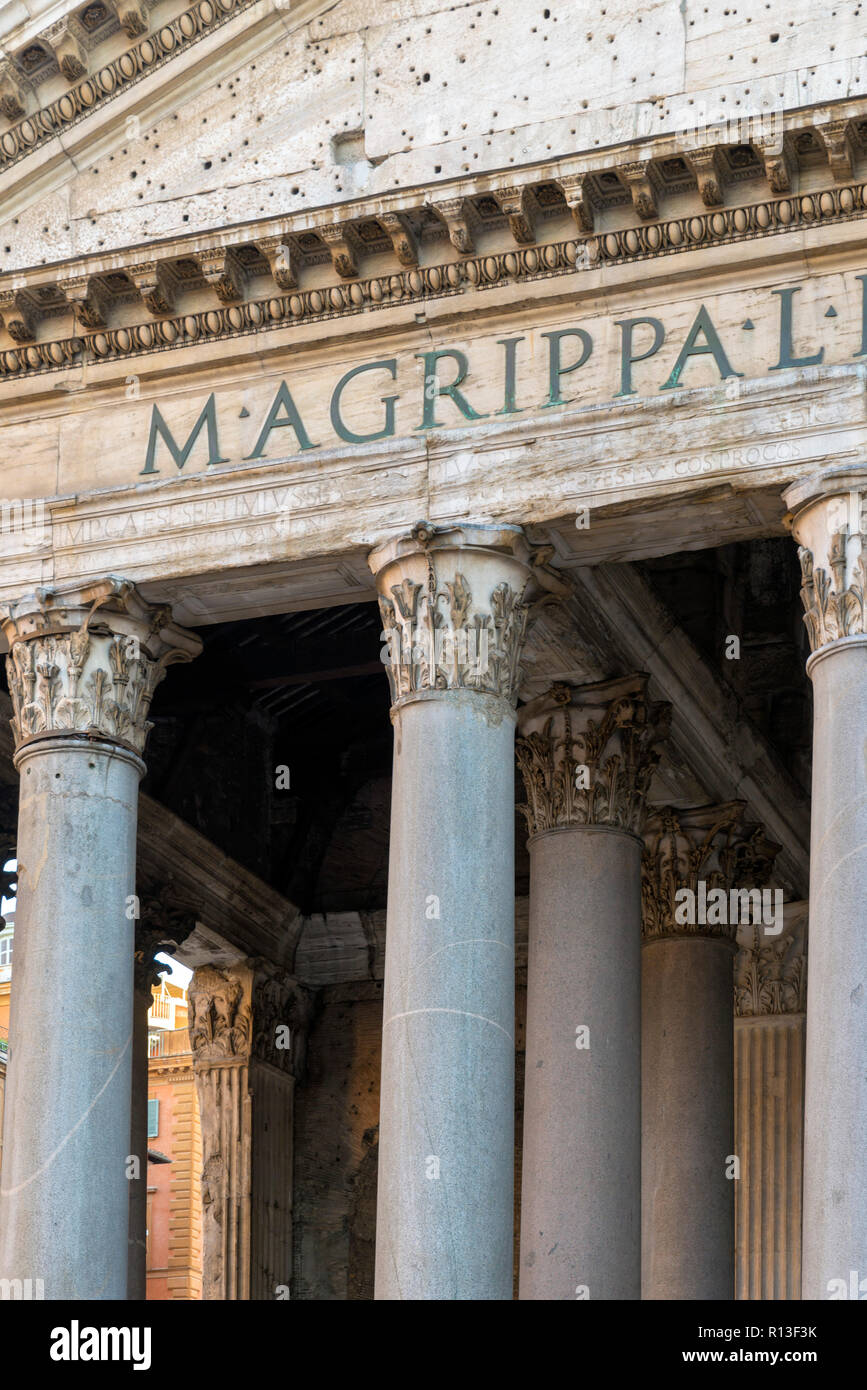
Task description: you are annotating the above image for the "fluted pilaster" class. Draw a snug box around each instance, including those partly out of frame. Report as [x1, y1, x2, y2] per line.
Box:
[189, 960, 312, 1300]
[734, 904, 807, 1301]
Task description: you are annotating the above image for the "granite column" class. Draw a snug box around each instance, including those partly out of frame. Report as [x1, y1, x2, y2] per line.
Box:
[0, 580, 199, 1300]
[785, 468, 867, 1299]
[370, 521, 562, 1300]
[516, 675, 668, 1300]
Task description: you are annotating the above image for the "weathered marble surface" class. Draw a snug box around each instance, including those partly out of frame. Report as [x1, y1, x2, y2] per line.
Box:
[1, 0, 865, 267]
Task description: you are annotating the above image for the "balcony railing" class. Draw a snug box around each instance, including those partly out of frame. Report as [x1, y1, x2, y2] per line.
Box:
[147, 1027, 191, 1059]
[148, 993, 174, 1024]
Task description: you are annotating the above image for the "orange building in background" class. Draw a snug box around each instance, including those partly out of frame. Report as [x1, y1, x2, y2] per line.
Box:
[146, 979, 203, 1301]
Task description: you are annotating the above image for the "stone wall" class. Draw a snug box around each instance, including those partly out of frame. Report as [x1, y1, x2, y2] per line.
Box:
[292, 935, 529, 1299]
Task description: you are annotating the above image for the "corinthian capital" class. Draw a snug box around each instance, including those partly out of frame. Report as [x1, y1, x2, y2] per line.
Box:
[250, 960, 313, 1079]
[0, 578, 201, 759]
[642, 802, 780, 944]
[734, 904, 807, 1018]
[369, 521, 567, 709]
[516, 673, 669, 837]
[189, 960, 312, 1076]
[188, 964, 252, 1065]
[784, 468, 867, 658]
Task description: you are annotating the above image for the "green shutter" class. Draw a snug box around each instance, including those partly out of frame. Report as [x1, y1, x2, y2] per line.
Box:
[147, 1097, 159, 1138]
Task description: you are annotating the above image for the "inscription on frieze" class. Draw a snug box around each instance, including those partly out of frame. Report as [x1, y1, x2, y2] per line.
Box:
[132, 277, 867, 481]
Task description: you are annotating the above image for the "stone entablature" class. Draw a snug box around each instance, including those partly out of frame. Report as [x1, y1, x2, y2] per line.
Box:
[3, 0, 867, 276]
[0, 365, 862, 629]
[2, 139, 867, 368]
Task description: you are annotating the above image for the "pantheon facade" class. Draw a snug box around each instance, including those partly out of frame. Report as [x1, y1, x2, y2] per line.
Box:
[0, 0, 864, 1302]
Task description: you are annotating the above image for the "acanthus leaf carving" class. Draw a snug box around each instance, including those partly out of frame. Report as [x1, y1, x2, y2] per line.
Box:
[0, 579, 200, 757]
[319, 224, 358, 279]
[249, 960, 314, 1079]
[516, 675, 670, 837]
[622, 161, 658, 220]
[255, 236, 297, 290]
[797, 532, 867, 653]
[734, 921, 807, 1017]
[641, 802, 781, 944]
[431, 197, 475, 254]
[372, 522, 567, 708]
[188, 964, 252, 1063]
[378, 212, 418, 266]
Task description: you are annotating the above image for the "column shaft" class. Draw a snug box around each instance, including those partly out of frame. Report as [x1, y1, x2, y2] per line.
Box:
[376, 692, 516, 1299]
[784, 469, 867, 1298]
[520, 826, 641, 1299]
[0, 740, 140, 1299]
[0, 577, 199, 1301]
[370, 521, 562, 1301]
[642, 935, 735, 1300]
[127, 985, 151, 1299]
[801, 644, 867, 1295]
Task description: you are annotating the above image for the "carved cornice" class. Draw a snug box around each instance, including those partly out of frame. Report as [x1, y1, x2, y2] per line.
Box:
[784, 470, 867, 657]
[0, 577, 201, 757]
[1, 176, 866, 380]
[188, 959, 312, 1076]
[734, 922, 807, 1018]
[516, 674, 669, 838]
[0, 0, 259, 171]
[370, 521, 567, 709]
[642, 802, 780, 944]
